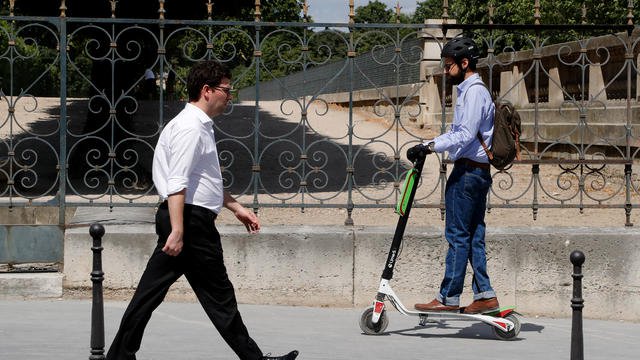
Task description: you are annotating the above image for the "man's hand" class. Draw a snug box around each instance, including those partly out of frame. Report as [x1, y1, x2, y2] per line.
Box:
[234, 207, 260, 234]
[163, 190, 186, 256]
[162, 230, 184, 256]
[224, 191, 260, 233]
[406, 142, 433, 162]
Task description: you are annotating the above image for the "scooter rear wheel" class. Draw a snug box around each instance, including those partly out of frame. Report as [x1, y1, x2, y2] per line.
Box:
[359, 306, 389, 335]
[492, 313, 521, 340]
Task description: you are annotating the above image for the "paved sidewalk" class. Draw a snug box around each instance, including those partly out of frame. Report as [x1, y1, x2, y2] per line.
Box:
[0, 299, 638, 359]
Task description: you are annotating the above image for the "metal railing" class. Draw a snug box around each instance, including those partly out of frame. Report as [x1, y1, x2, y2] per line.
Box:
[1, 3, 639, 226]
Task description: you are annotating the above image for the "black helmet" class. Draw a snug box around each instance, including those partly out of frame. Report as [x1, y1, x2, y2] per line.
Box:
[441, 37, 480, 66]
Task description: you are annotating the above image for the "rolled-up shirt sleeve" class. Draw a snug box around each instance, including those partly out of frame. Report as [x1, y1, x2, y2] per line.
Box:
[166, 126, 202, 195]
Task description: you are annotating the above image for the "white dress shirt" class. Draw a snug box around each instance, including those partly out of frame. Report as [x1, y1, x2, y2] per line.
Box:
[152, 103, 224, 214]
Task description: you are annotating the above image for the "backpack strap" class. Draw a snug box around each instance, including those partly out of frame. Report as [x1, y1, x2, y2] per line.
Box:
[477, 132, 494, 160]
[463, 82, 494, 160]
[464, 82, 492, 101]
[515, 131, 521, 161]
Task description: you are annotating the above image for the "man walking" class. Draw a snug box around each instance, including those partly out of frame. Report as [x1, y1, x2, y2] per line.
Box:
[413, 36, 499, 314]
[106, 60, 298, 360]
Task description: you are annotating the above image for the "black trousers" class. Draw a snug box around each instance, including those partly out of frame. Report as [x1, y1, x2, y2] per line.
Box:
[106, 202, 263, 360]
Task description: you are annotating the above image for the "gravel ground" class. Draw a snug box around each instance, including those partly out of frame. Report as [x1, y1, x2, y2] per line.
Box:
[215, 205, 638, 228]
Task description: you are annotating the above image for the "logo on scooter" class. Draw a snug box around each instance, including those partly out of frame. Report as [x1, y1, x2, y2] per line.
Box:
[388, 249, 397, 268]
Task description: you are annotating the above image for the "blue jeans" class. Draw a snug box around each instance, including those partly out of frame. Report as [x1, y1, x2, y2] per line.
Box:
[436, 163, 495, 306]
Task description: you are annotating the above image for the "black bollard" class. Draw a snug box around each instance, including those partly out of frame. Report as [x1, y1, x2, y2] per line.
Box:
[570, 250, 585, 360]
[89, 223, 106, 360]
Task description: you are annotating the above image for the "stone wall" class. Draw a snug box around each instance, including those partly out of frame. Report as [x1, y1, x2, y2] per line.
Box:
[64, 224, 640, 321]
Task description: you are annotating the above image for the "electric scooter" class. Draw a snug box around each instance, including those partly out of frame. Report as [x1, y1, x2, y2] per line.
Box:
[359, 145, 521, 340]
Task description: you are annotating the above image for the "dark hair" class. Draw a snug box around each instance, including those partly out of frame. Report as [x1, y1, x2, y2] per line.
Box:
[441, 36, 480, 70]
[186, 60, 232, 102]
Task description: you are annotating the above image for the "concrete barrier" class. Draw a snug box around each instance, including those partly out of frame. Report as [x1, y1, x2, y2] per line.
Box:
[0, 273, 63, 298]
[64, 224, 640, 321]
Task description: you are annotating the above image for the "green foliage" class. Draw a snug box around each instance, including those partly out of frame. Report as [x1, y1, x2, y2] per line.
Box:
[427, 0, 635, 27]
[237, 0, 305, 22]
[261, 0, 306, 22]
[260, 30, 305, 80]
[308, 30, 349, 64]
[0, 19, 94, 98]
[413, 0, 444, 23]
[65, 35, 93, 97]
[2, 1, 308, 96]
[0, 20, 61, 97]
[207, 0, 307, 88]
[353, 1, 416, 55]
[419, 0, 639, 53]
[354, 0, 394, 24]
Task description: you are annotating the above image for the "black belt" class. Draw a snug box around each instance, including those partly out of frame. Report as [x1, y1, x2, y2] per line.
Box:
[454, 158, 490, 170]
[159, 201, 217, 220]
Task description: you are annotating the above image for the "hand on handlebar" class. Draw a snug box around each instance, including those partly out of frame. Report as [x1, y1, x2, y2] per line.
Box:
[406, 142, 434, 162]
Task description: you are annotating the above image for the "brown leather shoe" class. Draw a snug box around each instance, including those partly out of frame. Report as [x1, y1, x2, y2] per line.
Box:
[463, 297, 499, 314]
[414, 299, 459, 312]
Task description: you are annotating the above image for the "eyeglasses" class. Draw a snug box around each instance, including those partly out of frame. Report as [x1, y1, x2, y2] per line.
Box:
[443, 62, 455, 71]
[213, 86, 233, 95]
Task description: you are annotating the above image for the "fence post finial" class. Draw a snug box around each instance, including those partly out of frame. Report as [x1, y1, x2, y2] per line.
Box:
[207, 0, 213, 20]
[158, 0, 165, 20]
[395, 1, 401, 24]
[9, 0, 15, 17]
[254, 0, 261, 22]
[488, 2, 494, 25]
[110, 0, 117, 18]
[441, 0, 449, 23]
[627, 0, 635, 26]
[59, 0, 67, 18]
[534, 0, 541, 25]
[303, 1, 309, 22]
[349, 0, 355, 25]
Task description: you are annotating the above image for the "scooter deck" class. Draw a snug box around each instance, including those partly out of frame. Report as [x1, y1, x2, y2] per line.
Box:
[458, 305, 517, 317]
[409, 306, 519, 333]
[407, 305, 518, 321]
[410, 306, 514, 316]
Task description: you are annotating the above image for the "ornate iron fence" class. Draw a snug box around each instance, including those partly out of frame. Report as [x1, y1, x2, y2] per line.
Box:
[0, 1, 639, 227]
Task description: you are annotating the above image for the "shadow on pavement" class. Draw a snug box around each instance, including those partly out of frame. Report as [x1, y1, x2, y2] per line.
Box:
[382, 319, 544, 340]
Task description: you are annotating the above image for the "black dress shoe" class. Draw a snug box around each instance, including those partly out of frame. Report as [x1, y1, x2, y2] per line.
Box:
[261, 350, 299, 360]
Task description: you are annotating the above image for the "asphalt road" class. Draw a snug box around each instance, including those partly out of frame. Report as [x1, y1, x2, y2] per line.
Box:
[1, 299, 638, 359]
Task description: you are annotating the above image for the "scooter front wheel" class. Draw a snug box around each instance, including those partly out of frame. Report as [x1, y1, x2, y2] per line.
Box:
[359, 306, 389, 335]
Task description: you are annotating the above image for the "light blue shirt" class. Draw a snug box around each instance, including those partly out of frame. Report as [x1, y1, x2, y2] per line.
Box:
[432, 73, 495, 162]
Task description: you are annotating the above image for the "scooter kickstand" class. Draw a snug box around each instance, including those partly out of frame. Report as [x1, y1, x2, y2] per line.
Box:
[418, 314, 429, 326]
[418, 313, 439, 326]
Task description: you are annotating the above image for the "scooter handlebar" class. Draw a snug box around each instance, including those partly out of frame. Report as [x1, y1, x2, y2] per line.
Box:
[406, 142, 432, 162]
